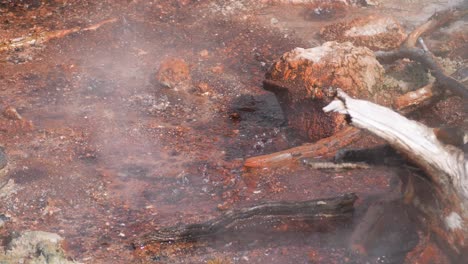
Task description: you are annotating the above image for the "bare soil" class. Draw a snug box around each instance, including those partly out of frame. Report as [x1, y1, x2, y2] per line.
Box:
[0, 0, 465, 263]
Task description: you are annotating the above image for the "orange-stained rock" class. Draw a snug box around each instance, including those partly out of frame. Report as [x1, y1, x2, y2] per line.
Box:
[265, 41, 384, 142]
[155, 58, 191, 91]
[320, 16, 406, 51]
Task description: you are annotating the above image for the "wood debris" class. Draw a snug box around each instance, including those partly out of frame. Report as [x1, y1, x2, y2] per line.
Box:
[324, 88, 468, 260]
[244, 127, 361, 168]
[0, 18, 117, 53]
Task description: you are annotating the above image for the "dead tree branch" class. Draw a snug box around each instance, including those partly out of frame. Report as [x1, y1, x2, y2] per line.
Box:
[403, 8, 468, 48]
[244, 127, 360, 168]
[380, 5, 468, 107]
[375, 48, 468, 99]
[393, 82, 436, 113]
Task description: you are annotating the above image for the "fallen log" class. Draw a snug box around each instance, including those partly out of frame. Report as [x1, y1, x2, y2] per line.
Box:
[324, 89, 468, 261]
[136, 193, 357, 246]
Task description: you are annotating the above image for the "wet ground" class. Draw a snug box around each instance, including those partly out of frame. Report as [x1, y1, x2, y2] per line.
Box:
[0, 0, 466, 263]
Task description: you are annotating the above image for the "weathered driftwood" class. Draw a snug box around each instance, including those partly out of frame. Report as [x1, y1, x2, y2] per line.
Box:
[324, 89, 467, 198]
[324, 89, 468, 260]
[137, 193, 357, 245]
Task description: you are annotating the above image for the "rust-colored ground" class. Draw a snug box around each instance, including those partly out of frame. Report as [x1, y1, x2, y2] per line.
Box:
[0, 1, 465, 263]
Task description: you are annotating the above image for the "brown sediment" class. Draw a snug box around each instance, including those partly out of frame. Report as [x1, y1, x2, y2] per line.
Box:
[0, 1, 464, 263]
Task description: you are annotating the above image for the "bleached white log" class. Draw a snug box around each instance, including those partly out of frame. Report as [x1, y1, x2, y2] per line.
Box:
[323, 89, 468, 200]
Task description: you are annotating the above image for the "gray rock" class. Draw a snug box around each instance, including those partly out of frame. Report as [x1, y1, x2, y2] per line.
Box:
[0, 231, 75, 264]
